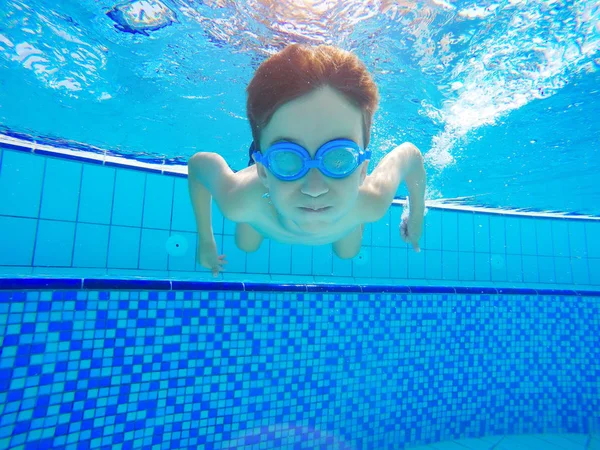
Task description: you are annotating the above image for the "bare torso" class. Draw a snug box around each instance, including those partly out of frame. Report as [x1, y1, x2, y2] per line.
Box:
[230, 165, 373, 256]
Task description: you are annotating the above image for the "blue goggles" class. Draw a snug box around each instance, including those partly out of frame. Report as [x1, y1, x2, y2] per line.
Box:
[251, 138, 371, 182]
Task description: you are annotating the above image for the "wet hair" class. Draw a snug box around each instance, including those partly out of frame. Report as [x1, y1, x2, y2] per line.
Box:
[246, 44, 380, 152]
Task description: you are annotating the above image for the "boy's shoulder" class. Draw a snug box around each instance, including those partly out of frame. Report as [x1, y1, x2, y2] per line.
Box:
[223, 164, 267, 221]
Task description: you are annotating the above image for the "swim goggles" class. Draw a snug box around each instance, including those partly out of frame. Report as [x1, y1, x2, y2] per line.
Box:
[250, 138, 371, 182]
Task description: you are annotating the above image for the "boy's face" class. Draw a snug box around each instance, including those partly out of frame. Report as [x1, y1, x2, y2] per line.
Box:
[256, 85, 368, 233]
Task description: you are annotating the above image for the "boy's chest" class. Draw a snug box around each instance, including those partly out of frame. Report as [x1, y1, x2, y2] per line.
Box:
[245, 203, 360, 246]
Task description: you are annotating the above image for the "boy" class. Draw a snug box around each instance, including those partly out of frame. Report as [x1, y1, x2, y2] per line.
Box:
[188, 44, 426, 277]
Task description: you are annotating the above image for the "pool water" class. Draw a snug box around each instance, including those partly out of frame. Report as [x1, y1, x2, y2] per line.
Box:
[1, 0, 599, 449]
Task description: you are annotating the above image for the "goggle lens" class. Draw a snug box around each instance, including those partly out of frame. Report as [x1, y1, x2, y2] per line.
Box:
[270, 150, 304, 177]
[321, 146, 358, 176]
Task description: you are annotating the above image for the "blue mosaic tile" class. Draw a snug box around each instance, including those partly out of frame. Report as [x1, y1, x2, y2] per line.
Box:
[2, 288, 597, 449]
[244, 282, 306, 292]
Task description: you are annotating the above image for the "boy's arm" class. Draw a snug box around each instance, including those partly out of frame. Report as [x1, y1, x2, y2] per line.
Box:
[360, 142, 426, 221]
[187, 152, 248, 241]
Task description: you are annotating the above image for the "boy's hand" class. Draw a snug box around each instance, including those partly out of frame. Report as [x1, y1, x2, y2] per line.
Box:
[400, 212, 423, 253]
[197, 238, 227, 277]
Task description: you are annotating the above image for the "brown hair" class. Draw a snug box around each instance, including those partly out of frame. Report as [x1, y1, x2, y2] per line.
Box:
[246, 44, 380, 150]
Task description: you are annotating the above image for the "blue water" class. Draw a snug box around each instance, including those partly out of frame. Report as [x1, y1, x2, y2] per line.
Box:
[1, 1, 600, 449]
[0, 0, 599, 214]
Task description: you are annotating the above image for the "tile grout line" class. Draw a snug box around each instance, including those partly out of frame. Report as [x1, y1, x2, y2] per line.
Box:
[136, 173, 149, 270]
[70, 163, 84, 269]
[105, 167, 118, 272]
[30, 157, 47, 267]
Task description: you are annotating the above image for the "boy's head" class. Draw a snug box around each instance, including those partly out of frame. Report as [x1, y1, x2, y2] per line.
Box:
[246, 44, 380, 232]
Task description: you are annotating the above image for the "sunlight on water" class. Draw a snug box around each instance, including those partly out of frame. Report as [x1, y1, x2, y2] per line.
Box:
[422, 0, 600, 171]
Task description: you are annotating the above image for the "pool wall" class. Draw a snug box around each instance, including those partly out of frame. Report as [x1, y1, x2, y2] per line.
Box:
[1, 287, 599, 449]
[0, 138, 598, 288]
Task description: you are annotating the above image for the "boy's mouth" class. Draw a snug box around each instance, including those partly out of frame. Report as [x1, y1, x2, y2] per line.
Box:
[299, 206, 331, 213]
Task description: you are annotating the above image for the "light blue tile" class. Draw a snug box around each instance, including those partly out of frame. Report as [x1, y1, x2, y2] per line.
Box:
[352, 248, 372, 278]
[442, 251, 458, 281]
[291, 245, 312, 275]
[425, 249, 441, 280]
[142, 174, 173, 230]
[457, 212, 474, 252]
[474, 214, 490, 253]
[167, 232, 197, 272]
[0, 150, 44, 218]
[371, 212, 391, 247]
[139, 229, 170, 270]
[489, 215, 506, 254]
[522, 255, 539, 283]
[458, 252, 474, 281]
[568, 221, 587, 258]
[521, 219, 538, 255]
[390, 247, 408, 279]
[536, 220, 553, 257]
[78, 165, 115, 225]
[586, 222, 600, 258]
[222, 234, 246, 273]
[223, 216, 235, 235]
[551, 220, 570, 258]
[0, 216, 37, 265]
[331, 251, 351, 277]
[271, 274, 315, 284]
[505, 216, 522, 255]
[246, 240, 270, 274]
[538, 256, 555, 283]
[371, 246, 390, 278]
[171, 177, 196, 232]
[442, 211, 458, 252]
[390, 207, 403, 247]
[72, 223, 109, 268]
[423, 210, 441, 250]
[506, 254, 523, 283]
[474, 253, 491, 281]
[554, 257, 573, 284]
[107, 226, 141, 269]
[34, 220, 75, 267]
[407, 249, 425, 279]
[490, 253, 507, 282]
[111, 169, 145, 227]
[362, 223, 372, 246]
[269, 240, 291, 274]
[571, 257, 589, 285]
[312, 244, 336, 277]
[39, 158, 82, 221]
[588, 259, 600, 285]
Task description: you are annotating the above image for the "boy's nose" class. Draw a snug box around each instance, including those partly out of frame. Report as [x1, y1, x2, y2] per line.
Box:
[300, 168, 329, 197]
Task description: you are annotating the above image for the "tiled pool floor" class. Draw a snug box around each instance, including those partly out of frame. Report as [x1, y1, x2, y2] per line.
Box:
[406, 433, 597, 450]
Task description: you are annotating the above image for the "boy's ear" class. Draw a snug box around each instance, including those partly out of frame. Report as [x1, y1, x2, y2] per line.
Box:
[256, 162, 269, 187]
